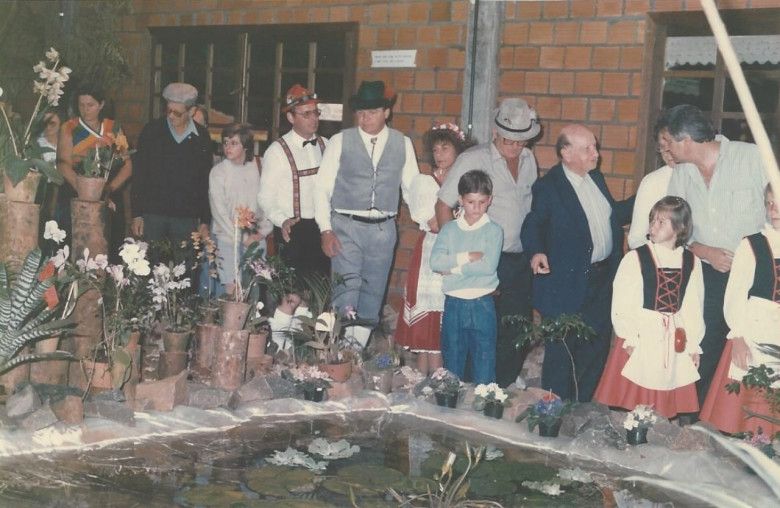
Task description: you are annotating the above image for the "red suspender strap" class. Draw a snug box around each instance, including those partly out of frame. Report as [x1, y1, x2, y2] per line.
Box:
[277, 137, 323, 219]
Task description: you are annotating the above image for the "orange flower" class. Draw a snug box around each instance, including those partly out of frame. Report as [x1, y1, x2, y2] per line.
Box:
[235, 205, 257, 229]
[114, 132, 129, 154]
[42, 285, 59, 310]
[38, 261, 56, 282]
[541, 391, 560, 403]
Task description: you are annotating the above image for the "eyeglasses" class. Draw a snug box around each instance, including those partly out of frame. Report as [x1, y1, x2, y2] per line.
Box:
[500, 137, 526, 147]
[222, 139, 242, 148]
[291, 109, 322, 119]
[166, 107, 188, 119]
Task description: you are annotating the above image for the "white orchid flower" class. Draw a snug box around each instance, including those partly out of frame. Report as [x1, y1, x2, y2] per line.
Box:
[45, 47, 59, 62]
[43, 220, 66, 244]
[107, 265, 129, 286]
[128, 258, 150, 276]
[52, 246, 69, 269]
[172, 262, 186, 278]
[315, 311, 337, 334]
[153, 263, 170, 278]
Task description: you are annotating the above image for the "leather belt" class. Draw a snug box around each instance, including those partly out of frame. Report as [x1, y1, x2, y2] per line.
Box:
[338, 212, 395, 224]
[590, 258, 609, 270]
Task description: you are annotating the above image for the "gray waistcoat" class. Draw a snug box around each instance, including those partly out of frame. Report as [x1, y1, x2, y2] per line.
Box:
[332, 127, 406, 213]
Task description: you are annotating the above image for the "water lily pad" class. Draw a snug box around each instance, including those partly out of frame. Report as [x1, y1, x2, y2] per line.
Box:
[182, 484, 246, 506]
[336, 464, 406, 487]
[245, 466, 316, 497]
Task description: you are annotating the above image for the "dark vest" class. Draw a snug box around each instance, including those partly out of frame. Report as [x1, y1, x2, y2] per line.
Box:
[332, 127, 405, 213]
[636, 244, 694, 313]
[746, 233, 780, 303]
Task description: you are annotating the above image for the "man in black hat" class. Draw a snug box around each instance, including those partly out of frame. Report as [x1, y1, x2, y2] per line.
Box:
[436, 98, 541, 388]
[131, 82, 212, 245]
[314, 80, 420, 350]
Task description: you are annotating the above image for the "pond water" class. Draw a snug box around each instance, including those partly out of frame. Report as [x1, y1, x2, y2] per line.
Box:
[0, 411, 698, 507]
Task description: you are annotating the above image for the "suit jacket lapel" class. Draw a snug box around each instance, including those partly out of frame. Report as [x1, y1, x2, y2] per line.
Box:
[550, 165, 589, 232]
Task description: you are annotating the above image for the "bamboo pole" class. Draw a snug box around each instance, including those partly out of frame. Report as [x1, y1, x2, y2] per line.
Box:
[700, 0, 780, 198]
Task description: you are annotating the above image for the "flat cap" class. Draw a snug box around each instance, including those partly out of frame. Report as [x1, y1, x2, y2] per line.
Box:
[162, 82, 198, 107]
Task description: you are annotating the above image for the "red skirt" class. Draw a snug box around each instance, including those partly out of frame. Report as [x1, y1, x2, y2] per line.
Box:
[593, 337, 699, 418]
[395, 234, 442, 352]
[699, 341, 780, 435]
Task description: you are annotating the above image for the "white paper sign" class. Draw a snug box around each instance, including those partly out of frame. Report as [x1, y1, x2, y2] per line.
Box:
[371, 50, 417, 68]
[319, 103, 343, 122]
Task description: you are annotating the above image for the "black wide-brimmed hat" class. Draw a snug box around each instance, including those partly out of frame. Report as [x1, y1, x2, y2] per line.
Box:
[348, 80, 396, 111]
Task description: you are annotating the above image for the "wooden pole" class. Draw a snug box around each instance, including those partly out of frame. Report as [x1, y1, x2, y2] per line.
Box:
[700, 0, 780, 198]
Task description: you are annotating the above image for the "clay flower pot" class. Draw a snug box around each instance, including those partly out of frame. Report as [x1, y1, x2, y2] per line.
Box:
[219, 299, 250, 331]
[320, 360, 353, 383]
[3, 171, 42, 203]
[75, 175, 106, 201]
[163, 329, 191, 353]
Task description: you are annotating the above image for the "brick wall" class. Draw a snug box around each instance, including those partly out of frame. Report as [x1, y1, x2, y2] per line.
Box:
[115, 0, 780, 316]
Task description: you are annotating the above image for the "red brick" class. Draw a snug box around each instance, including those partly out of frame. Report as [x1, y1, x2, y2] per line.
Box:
[369, 3, 388, 24]
[549, 72, 575, 94]
[592, 47, 621, 70]
[562, 98, 588, 121]
[597, 1, 623, 16]
[393, 71, 415, 92]
[591, 99, 616, 121]
[529, 22, 554, 44]
[330, 6, 348, 22]
[540, 47, 565, 69]
[570, 1, 596, 17]
[504, 22, 529, 45]
[443, 95, 461, 116]
[452, 1, 468, 22]
[514, 47, 541, 69]
[431, 1, 451, 22]
[580, 21, 608, 44]
[437, 70, 459, 91]
[293, 8, 308, 23]
[402, 93, 423, 113]
[448, 48, 465, 68]
[409, 2, 429, 24]
[654, 0, 684, 10]
[543, 1, 567, 18]
[613, 151, 636, 176]
[516, 1, 542, 19]
[348, 5, 367, 23]
[625, 0, 652, 15]
[397, 26, 417, 47]
[388, 3, 409, 24]
[499, 47, 515, 69]
[377, 27, 395, 47]
[608, 20, 638, 45]
[426, 48, 447, 68]
[417, 26, 437, 46]
[536, 146, 558, 170]
[605, 177, 629, 201]
[536, 96, 562, 121]
[415, 71, 436, 91]
[359, 28, 376, 47]
[439, 25, 462, 45]
[554, 22, 581, 45]
[422, 94, 444, 114]
[502, 71, 525, 93]
[564, 47, 592, 69]
[525, 72, 550, 94]
[620, 47, 643, 70]
[602, 125, 631, 149]
[574, 72, 602, 95]
[600, 149, 614, 174]
[602, 72, 631, 96]
[618, 99, 639, 123]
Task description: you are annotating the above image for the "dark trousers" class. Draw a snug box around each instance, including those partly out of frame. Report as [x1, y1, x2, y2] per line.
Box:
[696, 263, 730, 406]
[541, 262, 612, 402]
[273, 218, 330, 278]
[143, 213, 199, 267]
[495, 251, 533, 387]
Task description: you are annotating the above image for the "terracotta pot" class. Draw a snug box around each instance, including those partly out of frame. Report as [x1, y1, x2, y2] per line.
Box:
[435, 392, 458, 408]
[245, 354, 273, 381]
[82, 360, 113, 392]
[158, 351, 189, 378]
[320, 361, 353, 383]
[219, 300, 250, 331]
[193, 323, 219, 379]
[3, 201, 40, 273]
[3, 171, 42, 203]
[212, 330, 249, 390]
[626, 427, 648, 445]
[482, 401, 504, 420]
[538, 419, 562, 437]
[75, 175, 106, 201]
[247, 332, 268, 358]
[199, 304, 220, 325]
[163, 329, 191, 353]
[29, 334, 68, 385]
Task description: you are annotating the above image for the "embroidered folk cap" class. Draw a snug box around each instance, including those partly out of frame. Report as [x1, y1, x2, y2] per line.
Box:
[283, 84, 321, 113]
[162, 82, 198, 108]
[493, 98, 541, 142]
[348, 80, 396, 111]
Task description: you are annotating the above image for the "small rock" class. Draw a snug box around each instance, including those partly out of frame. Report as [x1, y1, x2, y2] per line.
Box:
[236, 376, 274, 404]
[19, 404, 59, 431]
[83, 400, 135, 427]
[91, 389, 127, 403]
[135, 370, 188, 411]
[266, 376, 297, 400]
[51, 395, 84, 425]
[6, 384, 42, 419]
[187, 382, 237, 410]
[670, 422, 716, 451]
[327, 375, 364, 400]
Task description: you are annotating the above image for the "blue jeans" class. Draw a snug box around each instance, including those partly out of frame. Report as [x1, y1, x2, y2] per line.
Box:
[441, 294, 497, 385]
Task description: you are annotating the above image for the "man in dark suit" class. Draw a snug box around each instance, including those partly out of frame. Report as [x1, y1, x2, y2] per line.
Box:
[521, 124, 631, 402]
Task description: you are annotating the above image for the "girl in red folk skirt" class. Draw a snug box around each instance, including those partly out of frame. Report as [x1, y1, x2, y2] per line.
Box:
[700, 184, 780, 435]
[395, 123, 471, 375]
[594, 196, 705, 419]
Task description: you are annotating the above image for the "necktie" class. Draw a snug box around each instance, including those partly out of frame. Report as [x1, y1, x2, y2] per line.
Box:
[369, 137, 378, 209]
[302, 138, 317, 147]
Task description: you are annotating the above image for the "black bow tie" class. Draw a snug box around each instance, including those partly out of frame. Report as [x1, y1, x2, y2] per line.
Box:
[302, 138, 317, 147]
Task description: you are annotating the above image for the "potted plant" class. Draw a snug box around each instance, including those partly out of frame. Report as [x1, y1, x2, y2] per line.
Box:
[296, 307, 359, 383]
[363, 350, 400, 394]
[473, 383, 514, 420]
[516, 391, 578, 437]
[289, 364, 332, 402]
[75, 131, 132, 201]
[502, 312, 595, 401]
[623, 404, 659, 445]
[425, 367, 462, 408]
[0, 47, 68, 201]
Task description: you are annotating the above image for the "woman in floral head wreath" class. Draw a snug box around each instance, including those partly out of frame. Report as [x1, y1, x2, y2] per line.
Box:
[395, 123, 472, 375]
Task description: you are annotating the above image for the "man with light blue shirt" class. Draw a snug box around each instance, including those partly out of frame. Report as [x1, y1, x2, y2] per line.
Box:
[521, 124, 632, 402]
[131, 82, 212, 244]
[658, 104, 768, 407]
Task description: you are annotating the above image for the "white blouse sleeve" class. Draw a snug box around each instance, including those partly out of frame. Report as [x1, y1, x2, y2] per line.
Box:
[408, 174, 439, 231]
[611, 250, 659, 348]
[679, 255, 705, 354]
[724, 238, 755, 340]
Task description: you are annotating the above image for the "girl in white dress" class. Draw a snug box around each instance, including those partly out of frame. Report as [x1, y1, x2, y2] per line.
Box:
[594, 196, 704, 418]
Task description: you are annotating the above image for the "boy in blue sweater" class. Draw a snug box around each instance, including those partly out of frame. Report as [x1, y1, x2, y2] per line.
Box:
[430, 170, 503, 384]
